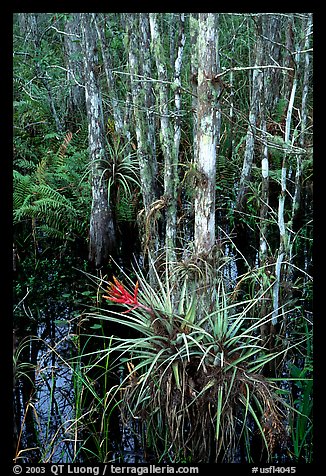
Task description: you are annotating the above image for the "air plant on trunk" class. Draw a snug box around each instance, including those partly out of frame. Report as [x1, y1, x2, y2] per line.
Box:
[83, 257, 308, 463]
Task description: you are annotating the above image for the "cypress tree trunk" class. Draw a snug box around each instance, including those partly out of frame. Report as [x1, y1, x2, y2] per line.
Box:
[273, 13, 312, 326]
[149, 13, 175, 260]
[282, 15, 295, 106]
[172, 13, 186, 253]
[190, 14, 199, 165]
[81, 13, 116, 269]
[263, 14, 282, 116]
[94, 13, 126, 140]
[291, 13, 313, 226]
[126, 13, 159, 261]
[64, 13, 85, 130]
[236, 15, 264, 211]
[194, 13, 219, 256]
[258, 95, 270, 339]
[149, 13, 185, 265]
[272, 48, 299, 326]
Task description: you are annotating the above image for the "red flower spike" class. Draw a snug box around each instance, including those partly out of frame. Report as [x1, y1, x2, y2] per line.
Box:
[103, 276, 138, 305]
[103, 277, 153, 315]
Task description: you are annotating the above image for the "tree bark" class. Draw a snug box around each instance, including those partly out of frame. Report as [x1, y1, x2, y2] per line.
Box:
[258, 97, 270, 339]
[291, 13, 312, 226]
[271, 43, 299, 326]
[262, 14, 282, 117]
[171, 13, 186, 255]
[94, 13, 126, 140]
[190, 14, 199, 165]
[236, 15, 264, 211]
[64, 13, 85, 130]
[282, 15, 295, 106]
[194, 13, 219, 256]
[272, 13, 313, 327]
[149, 13, 178, 264]
[81, 13, 116, 268]
[126, 13, 159, 260]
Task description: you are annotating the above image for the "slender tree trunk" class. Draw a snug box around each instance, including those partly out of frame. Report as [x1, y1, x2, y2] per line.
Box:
[94, 13, 126, 140]
[172, 13, 186, 252]
[282, 15, 295, 106]
[64, 13, 85, 130]
[258, 100, 271, 339]
[291, 14, 313, 226]
[228, 64, 235, 160]
[126, 13, 159, 260]
[236, 16, 264, 211]
[273, 13, 313, 328]
[173, 13, 185, 183]
[194, 13, 219, 256]
[149, 13, 179, 264]
[169, 14, 177, 70]
[81, 13, 116, 268]
[259, 121, 269, 266]
[272, 45, 299, 326]
[190, 14, 199, 163]
[259, 14, 282, 340]
[262, 14, 282, 116]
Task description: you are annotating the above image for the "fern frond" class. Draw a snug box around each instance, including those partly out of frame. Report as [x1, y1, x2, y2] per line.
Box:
[13, 173, 84, 238]
[37, 224, 70, 241]
[13, 171, 35, 210]
[116, 188, 139, 223]
[32, 197, 74, 215]
[13, 158, 36, 173]
[35, 158, 48, 184]
[36, 184, 77, 208]
[216, 155, 236, 206]
[57, 131, 73, 166]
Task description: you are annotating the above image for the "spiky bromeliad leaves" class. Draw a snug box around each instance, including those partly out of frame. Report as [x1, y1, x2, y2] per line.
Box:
[88, 265, 294, 463]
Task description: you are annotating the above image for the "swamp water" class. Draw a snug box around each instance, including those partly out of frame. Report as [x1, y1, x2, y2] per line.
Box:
[13, 239, 309, 464]
[13, 260, 151, 464]
[13, 304, 79, 463]
[13, 306, 152, 464]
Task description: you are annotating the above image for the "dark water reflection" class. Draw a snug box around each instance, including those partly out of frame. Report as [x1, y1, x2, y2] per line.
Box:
[13, 306, 79, 463]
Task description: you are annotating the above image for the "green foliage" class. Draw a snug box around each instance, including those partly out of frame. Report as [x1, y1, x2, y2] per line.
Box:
[216, 154, 237, 207]
[273, 98, 288, 123]
[268, 135, 287, 165]
[13, 167, 87, 242]
[116, 188, 139, 223]
[106, 138, 140, 204]
[288, 364, 313, 462]
[69, 331, 117, 463]
[13, 12, 313, 464]
[80, 258, 305, 463]
[13, 105, 91, 254]
[13, 336, 37, 385]
[285, 318, 313, 463]
[13, 14, 90, 254]
[85, 134, 141, 220]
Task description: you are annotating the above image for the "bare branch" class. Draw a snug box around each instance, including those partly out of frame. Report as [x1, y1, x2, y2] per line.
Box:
[216, 64, 294, 79]
[47, 65, 85, 88]
[49, 25, 80, 39]
[111, 69, 196, 97]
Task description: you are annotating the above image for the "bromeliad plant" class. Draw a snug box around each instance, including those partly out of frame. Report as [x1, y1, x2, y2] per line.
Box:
[84, 259, 305, 463]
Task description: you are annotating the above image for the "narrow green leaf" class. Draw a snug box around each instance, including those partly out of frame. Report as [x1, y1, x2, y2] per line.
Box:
[172, 361, 181, 390]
